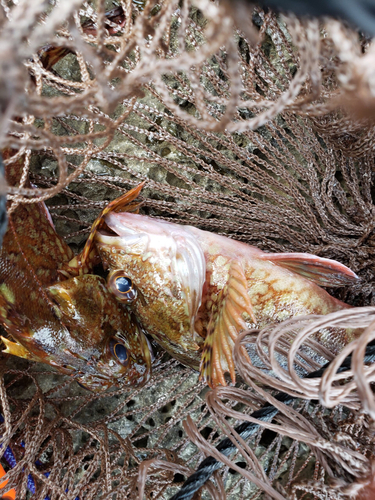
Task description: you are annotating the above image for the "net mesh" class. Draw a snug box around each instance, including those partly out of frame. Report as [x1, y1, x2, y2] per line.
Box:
[1, 0, 375, 498]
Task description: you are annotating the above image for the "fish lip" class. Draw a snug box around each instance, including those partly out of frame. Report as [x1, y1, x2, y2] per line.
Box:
[135, 318, 154, 379]
[95, 229, 147, 250]
[145, 334, 155, 363]
[138, 323, 155, 363]
[72, 371, 114, 393]
[97, 212, 166, 242]
[95, 232, 120, 246]
[97, 212, 139, 239]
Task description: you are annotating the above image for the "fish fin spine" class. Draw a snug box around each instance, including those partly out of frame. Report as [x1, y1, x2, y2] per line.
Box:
[1, 336, 36, 361]
[61, 183, 145, 277]
[199, 261, 254, 388]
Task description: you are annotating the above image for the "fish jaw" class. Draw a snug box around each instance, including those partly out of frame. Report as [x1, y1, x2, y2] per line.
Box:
[96, 212, 206, 354]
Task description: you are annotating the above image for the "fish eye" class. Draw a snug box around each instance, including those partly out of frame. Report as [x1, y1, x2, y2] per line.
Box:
[107, 270, 137, 303]
[115, 276, 132, 293]
[109, 338, 128, 365]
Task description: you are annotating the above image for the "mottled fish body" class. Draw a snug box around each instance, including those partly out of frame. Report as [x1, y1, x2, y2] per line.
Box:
[63, 183, 359, 388]
[0, 153, 151, 391]
[91, 184, 359, 388]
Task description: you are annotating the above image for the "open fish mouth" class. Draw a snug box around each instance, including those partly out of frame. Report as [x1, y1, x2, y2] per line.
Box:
[96, 212, 182, 252]
[95, 225, 147, 250]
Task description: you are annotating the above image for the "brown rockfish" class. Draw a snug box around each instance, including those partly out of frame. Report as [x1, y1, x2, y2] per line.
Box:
[0, 152, 151, 392]
[76, 185, 360, 388]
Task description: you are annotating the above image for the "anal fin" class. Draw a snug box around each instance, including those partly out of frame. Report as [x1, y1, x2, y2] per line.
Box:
[260, 252, 359, 287]
[199, 261, 253, 388]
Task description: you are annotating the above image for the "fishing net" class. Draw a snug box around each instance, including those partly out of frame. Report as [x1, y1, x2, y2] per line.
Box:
[1, 0, 375, 498]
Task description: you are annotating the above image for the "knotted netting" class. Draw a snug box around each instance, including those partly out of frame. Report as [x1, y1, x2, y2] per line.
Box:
[1, 0, 375, 498]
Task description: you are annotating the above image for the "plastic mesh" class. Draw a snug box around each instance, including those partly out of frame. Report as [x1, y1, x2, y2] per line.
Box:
[1, 1, 375, 499]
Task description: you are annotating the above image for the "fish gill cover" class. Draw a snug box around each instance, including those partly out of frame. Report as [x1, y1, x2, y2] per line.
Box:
[0, 0, 375, 499]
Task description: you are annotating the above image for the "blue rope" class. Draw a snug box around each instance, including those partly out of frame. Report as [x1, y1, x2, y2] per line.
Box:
[0, 428, 79, 499]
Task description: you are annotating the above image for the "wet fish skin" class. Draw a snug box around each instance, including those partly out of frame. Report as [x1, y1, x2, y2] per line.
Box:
[0, 7, 147, 392]
[0, 152, 152, 392]
[93, 186, 360, 388]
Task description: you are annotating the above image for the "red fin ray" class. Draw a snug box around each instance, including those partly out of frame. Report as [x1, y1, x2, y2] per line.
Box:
[199, 261, 253, 388]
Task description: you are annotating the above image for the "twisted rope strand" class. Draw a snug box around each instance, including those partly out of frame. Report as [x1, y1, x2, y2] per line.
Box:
[170, 344, 375, 500]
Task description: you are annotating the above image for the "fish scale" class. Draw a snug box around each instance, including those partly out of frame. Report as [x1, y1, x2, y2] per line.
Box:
[0, 152, 152, 392]
[80, 183, 362, 389]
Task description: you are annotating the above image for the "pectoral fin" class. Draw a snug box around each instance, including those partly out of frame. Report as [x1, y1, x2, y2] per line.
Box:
[1, 336, 36, 361]
[260, 252, 359, 287]
[0, 294, 39, 361]
[199, 262, 253, 388]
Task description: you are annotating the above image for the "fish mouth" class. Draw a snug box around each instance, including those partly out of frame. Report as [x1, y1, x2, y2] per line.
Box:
[74, 344, 153, 393]
[96, 214, 152, 256]
[96, 230, 146, 249]
[96, 213, 157, 250]
[144, 331, 155, 363]
[73, 372, 114, 392]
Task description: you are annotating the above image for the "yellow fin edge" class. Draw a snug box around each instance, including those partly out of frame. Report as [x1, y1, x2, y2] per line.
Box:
[1, 336, 35, 360]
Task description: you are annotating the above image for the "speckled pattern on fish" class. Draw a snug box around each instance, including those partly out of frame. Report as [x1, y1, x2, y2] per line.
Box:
[92, 185, 360, 388]
[0, 152, 152, 392]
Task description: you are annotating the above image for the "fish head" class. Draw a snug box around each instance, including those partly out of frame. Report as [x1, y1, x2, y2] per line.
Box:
[46, 274, 152, 391]
[95, 213, 206, 350]
[0, 155, 151, 392]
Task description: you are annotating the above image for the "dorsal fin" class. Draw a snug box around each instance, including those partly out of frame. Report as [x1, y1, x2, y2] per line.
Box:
[60, 182, 145, 277]
[259, 252, 359, 287]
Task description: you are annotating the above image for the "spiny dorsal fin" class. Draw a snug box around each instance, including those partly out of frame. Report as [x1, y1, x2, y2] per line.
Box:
[199, 261, 253, 388]
[60, 182, 145, 277]
[259, 252, 359, 287]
